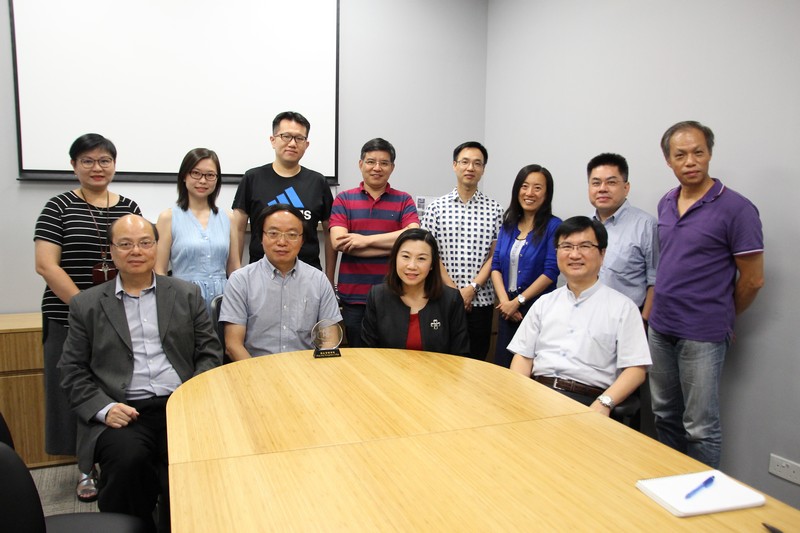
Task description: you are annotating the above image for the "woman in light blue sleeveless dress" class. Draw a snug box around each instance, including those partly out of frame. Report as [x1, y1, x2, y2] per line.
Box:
[156, 148, 239, 310]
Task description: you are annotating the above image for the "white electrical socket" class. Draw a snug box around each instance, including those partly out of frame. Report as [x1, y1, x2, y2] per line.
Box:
[769, 453, 800, 485]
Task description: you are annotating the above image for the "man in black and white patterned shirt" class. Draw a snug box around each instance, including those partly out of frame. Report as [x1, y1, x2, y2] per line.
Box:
[421, 141, 503, 360]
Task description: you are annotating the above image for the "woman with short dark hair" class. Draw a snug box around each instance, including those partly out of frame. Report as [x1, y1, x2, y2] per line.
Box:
[34, 133, 141, 502]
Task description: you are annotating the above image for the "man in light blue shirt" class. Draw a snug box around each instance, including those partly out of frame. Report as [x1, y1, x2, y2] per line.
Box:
[220, 204, 342, 359]
[588, 153, 658, 319]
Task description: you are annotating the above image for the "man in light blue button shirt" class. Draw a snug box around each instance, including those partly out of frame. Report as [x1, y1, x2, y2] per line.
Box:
[220, 204, 342, 359]
[588, 153, 658, 320]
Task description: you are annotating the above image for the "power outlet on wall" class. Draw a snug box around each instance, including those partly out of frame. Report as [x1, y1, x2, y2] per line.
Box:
[769, 454, 800, 485]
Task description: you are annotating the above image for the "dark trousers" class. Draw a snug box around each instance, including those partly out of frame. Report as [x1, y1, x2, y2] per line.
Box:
[95, 396, 170, 533]
[465, 305, 494, 361]
[43, 319, 78, 456]
[493, 296, 532, 368]
[341, 302, 366, 348]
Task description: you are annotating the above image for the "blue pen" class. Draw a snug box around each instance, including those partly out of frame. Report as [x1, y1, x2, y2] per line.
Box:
[685, 475, 715, 499]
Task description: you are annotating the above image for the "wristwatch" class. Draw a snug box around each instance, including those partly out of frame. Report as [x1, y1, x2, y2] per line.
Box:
[596, 394, 615, 409]
[470, 282, 479, 292]
[517, 294, 526, 305]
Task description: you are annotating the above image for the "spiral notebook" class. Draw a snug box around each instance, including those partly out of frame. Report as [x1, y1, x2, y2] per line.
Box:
[636, 469, 765, 517]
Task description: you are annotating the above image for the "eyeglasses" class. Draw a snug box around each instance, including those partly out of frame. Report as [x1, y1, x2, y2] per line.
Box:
[263, 230, 302, 242]
[362, 159, 392, 169]
[78, 157, 114, 169]
[456, 159, 484, 169]
[189, 169, 218, 182]
[113, 240, 157, 251]
[556, 242, 600, 253]
[275, 133, 308, 144]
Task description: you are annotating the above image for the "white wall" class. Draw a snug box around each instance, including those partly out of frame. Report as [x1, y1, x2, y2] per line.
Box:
[485, 0, 800, 507]
[0, 0, 488, 312]
[2, 0, 798, 508]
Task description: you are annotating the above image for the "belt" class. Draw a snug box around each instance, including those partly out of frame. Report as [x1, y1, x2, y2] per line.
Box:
[533, 376, 604, 398]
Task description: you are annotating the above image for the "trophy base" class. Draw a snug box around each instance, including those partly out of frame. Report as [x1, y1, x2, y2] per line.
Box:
[314, 347, 342, 358]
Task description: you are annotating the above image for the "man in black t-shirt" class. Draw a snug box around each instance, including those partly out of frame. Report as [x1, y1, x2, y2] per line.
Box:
[232, 111, 335, 283]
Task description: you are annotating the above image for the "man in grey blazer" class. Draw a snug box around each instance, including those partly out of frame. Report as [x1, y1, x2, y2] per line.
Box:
[60, 214, 222, 532]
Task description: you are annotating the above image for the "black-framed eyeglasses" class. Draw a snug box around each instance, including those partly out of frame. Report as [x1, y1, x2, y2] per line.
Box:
[78, 157, 114, 169]
[189, 169, 218, 182]
[556, 242, 600, 253]
[275, 133, 308, 144]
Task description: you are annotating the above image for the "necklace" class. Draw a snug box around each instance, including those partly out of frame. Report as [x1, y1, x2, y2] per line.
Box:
[516, 220, 534, 240]
[79, 188, 112, 276]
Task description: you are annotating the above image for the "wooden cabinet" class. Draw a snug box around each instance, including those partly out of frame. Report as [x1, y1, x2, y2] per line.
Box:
[0, 313, 74, 467]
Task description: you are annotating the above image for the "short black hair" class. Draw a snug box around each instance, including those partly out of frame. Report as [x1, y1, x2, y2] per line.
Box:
[554, 216, 608, 251]
[69, 133, 117, 161]
[587, 153, 628, 182]
[272, 111, 311, 136]
[255, 203, 308, 243]
[660, 120, 715, 159]
[360, 138, 396, 163]
[176, 148, 222, 214]
[453, 141, 488, 165]
[385, 228, 443, 300]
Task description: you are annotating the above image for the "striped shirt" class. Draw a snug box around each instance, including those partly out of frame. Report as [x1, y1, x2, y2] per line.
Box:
[329, 183, 419, 305]
[34, 191, 141, 324]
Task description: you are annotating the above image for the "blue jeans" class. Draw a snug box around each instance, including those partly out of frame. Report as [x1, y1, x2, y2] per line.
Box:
[648, 327, 729, 468]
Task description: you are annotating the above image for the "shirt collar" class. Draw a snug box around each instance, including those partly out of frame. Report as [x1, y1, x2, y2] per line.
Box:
[114, 273, 157, 299]
[566, 278, 603, 303]
[448, 187, 484, 204]
[667, 178, 725, 204]
[594, 199, 630, 224]
[261, 256, 297, 279]
[359, 181, 393, 197]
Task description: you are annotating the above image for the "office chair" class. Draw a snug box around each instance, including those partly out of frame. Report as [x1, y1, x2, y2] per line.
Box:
[210, 294, 231, 364]
[0, 410, 13, 449]
[0, 442, 147, 533]
[611, 392, 641, 430]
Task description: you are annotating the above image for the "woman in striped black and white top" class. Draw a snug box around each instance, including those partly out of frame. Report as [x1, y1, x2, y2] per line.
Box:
[34, 133, 141, 502]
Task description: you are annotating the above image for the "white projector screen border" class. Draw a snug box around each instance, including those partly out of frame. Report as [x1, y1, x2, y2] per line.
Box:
[9, 0, 339, 183]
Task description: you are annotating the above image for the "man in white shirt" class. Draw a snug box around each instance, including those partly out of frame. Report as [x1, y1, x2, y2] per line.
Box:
[508, 216, 651, 416]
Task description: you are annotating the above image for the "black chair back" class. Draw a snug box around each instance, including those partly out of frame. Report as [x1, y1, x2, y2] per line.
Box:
[0, 442, 47, 533]
[210, 294, 232, 364]
[0, 411, 14, 449]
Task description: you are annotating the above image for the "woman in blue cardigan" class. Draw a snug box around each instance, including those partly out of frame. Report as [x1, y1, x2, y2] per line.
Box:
[491, 164, 561, 367]
[362, 229, 471, 357]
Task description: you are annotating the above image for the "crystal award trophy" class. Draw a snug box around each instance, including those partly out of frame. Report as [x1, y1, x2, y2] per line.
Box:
[312, 319, 343, 358]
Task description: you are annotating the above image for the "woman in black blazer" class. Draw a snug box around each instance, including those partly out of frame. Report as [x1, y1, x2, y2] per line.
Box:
[362, 229, 471, 357]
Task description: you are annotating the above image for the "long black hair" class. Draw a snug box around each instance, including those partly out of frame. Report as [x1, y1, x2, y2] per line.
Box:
[502, 164, 554, 242]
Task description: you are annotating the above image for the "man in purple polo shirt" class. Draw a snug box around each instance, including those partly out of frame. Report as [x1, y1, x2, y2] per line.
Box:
[648, 120, 764, 468]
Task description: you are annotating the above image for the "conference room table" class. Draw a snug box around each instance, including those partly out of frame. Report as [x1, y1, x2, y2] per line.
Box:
[167, 348, 799, 531]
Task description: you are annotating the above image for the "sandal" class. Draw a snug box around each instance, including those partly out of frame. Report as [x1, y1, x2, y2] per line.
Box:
[76, 469, 99, 502]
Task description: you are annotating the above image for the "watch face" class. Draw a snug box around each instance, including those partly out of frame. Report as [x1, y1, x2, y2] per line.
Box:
[598, 395, 614, 408]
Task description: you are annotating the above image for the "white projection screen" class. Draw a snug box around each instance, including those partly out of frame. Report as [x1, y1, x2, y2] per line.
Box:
[10, 0, 338, 181]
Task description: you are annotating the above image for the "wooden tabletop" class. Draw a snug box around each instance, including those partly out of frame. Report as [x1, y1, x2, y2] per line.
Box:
[167, 348, 800, 532]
